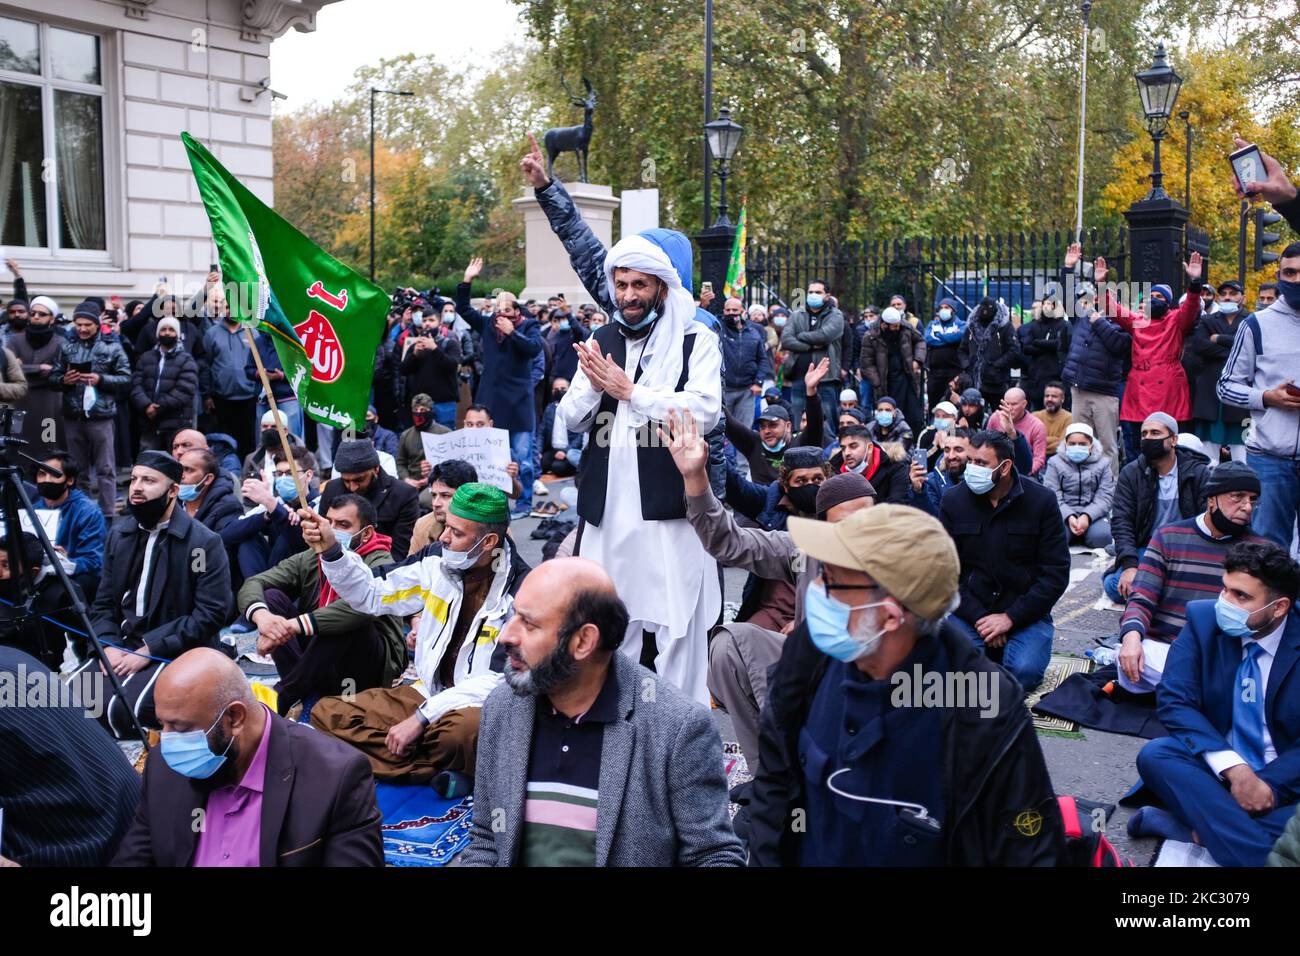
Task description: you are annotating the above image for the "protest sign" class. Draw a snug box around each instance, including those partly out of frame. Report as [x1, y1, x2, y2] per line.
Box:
[421, 427, 513, 493]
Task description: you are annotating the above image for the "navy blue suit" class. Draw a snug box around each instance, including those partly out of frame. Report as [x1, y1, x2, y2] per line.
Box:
[1137, 601, 1300, 865]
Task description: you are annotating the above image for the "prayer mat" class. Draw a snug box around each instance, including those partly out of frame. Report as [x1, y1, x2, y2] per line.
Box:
[723, 741, 751, 819]
[376, 782, 474, 867]
[1029, 654, 1092, 733]
[1033, 664, 1167, 740]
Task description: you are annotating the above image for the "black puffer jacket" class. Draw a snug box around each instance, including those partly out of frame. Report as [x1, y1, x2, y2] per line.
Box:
[1018, 315, 1071, 393]
[959, 300, 1020, 396]
[50, 332, 131, 421]
[748, 620, 1066, 866]
[1109, 445, 1210, 573]
[1188, 312, 1249, 425]
[130, 346, 199, 434]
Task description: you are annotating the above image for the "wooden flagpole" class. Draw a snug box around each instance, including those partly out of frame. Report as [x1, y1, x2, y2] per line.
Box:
[243, 326, 309, 505]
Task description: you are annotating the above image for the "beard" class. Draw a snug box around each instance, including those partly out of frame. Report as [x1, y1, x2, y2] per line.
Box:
[503, 637, 578, 698]
[192, 726, 241, 792]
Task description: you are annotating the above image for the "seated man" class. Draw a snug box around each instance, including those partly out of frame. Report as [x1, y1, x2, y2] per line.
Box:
[907, 426, 971, 517]
[1032, 381, 1073, 457]
[1132, 541, 1300, 867]
[410, 458, 478, 555]
[318, 439, 419, 560]
[914, 400, 960, 471]
[541, 377, 583, 478]
[939, 429, 1069, 692]
[747, 504, 1065, 866]
[1104, 411, 1210, 604]
[669, 404, 876, 766]
[727, 445, 830, 533]
[237, 494, 406, 718]
[179, 448, 242, 535]
[1043, 422, 1114, 549]
[223, 446, 319, 582]
[75, 451, 232, 738]
[1, 645, 141, 865]
[723, 358, 828, 486]
[865, 395, 914, 449]
[36, 449, 106, 601]
[460, 557, 745, 867]
[396, 392, 451, 493]
[303, 483, 530, 782]
[240, 409, 307, 486]
[829, 423, 910, 504]
[112, 647, 382, 866]
[1001, 386, 1047, 475]
[1117, 462, 1266, 693]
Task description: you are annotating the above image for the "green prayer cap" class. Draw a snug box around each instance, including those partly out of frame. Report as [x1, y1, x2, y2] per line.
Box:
[449, 482, 510, 524]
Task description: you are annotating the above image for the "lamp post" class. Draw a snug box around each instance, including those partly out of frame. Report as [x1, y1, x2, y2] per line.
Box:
[695, 107, 744, 315]
[703, 0, 713, 230]
[1134, 43, 1183, 202]
[1074, 0, 1091, 242]
[704, 107, 744, 227]
[1124, 43, 1191, 295]
[370, 86, 414, 282]
[1179, 110, 1192, 215]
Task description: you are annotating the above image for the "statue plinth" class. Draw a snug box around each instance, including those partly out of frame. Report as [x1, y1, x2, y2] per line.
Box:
[513, 182, 620, 307]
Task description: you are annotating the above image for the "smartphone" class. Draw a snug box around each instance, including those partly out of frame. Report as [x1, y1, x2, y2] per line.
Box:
[210, 262, 219, 273]
[1285, 384, 1300, 398]
[701, 281, 713, 296]
[1229, 143, 1265, 193]
[912, 446, 928, 470]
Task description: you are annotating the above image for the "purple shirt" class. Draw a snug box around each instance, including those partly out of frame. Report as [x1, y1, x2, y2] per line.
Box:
[192, 704, 273, 867]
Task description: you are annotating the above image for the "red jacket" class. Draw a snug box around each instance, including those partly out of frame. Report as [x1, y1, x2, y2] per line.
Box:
[1102, 286, 1200, 422]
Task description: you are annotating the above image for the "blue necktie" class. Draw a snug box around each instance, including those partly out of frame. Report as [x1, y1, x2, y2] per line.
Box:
[1229, 642, 1267, 771]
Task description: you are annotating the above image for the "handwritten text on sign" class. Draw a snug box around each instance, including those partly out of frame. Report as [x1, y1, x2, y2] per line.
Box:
[421, 427, 513, 493]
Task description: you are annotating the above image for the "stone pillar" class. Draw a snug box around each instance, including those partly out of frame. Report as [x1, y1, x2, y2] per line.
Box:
[513, 182, 620, 306]
[1123, 194, 1191, 298]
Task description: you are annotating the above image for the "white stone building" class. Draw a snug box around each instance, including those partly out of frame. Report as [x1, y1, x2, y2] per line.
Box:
[0, 0, 340, 306]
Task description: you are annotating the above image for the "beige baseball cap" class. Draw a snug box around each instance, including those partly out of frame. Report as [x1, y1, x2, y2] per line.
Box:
[788, 504, 960, 620]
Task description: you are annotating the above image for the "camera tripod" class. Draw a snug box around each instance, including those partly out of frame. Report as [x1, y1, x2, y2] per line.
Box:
[0, 434, 150, 748]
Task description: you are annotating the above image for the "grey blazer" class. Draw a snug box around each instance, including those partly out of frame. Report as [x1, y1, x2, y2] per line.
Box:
[460, 652, 745, 867]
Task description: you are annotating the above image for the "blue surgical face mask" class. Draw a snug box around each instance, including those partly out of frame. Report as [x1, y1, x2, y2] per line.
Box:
[412, 315, 424, 328]
[964, 462, 998, 495]
[875, 410, 894, 427]
[939, 307, 953, 321]
[275, 476, 299, 501]
[804, 583, 886, 662]
[1065, 444, 1090, 464]
[933, 417, 952, 431]
[160, 704, 234, 779]
[773, 316, 787, 327]
[178, 480, 203, 502]
[334, 528, 354, 551]
[1215, 300, 1240, 315]
[442, 534, 488, 572]
[761, 437, 787, 453]
[806, 294, 825, 311]
[558, 318, 570, 330]
[1215, 593, 1280, 639]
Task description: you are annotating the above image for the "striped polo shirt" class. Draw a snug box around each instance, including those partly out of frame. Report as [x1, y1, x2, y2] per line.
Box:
[1121, 516, 1266, 642]
[521, 667, 619, 867]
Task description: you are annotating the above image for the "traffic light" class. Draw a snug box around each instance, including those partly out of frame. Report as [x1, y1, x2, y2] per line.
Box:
[1254, 208, 1283, 271]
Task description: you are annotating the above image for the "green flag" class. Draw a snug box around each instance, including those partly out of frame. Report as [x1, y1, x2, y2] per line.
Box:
[724, 204, 747, 297]
[182, 131, 386, 431]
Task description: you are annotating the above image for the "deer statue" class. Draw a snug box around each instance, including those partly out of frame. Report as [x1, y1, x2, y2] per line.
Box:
[543, 77, 597, 183]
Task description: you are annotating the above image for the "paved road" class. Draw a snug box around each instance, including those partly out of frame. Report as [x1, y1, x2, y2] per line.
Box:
[516, 477, 1159, 863]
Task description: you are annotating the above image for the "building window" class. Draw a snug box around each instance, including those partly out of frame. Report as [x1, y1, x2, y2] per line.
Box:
[0, 14, 106, 254]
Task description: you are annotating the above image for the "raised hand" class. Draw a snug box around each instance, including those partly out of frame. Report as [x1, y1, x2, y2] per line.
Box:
[463, 256, 484, 283]
[804, 356, 831, 395]
[1093, 256, 1108, 285]
[659, 407, 708, 480]
[1185, 250, 1203, 281]
[521, 133, 551, 189]
[1064, 242, 1081, 269]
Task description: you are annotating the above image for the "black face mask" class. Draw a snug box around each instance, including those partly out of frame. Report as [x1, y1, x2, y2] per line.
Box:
[261, 429, 279, 450]
[1149, 298, 1169, 319]
[25, 324, 53, 346]
[785, 482, 821, 515]
[157, 335, 178, 349]
[552, 389, 567, 402]
[37, 480, 67, 501]
[128, 491, 172, 529]
[1140, 437, 1171, 465]
[1209, 504, 1251, 537]
[8, 316, 27, 331]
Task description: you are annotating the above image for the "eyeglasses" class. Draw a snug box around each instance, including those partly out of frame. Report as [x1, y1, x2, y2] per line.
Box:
[815, 572, 884, 611]
[30, 309, 52, 318]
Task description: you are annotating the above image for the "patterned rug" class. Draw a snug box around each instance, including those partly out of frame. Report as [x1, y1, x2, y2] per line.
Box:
[724, 741, 751, 819]
[375, 783, 474, 866]
[1029, 654, 1093, 733]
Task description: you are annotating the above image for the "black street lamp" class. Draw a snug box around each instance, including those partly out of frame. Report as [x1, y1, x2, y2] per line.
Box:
[370, 86, 414, 282]
[704, 107, 744, 227]
[1134, 43, 1183, 202]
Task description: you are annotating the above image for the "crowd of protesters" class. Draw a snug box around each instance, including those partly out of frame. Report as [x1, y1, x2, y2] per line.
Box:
[2, 137, 1300, 870]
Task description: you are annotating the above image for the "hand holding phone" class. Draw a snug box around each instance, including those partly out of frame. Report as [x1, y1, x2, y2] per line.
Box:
[1229, 143, 1265, 194]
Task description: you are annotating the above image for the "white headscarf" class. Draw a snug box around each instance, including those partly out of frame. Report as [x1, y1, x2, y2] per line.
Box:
[602, 235, 694, 405]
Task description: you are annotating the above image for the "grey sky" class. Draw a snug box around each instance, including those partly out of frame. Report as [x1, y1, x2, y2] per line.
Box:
[268, 0, 526, 110]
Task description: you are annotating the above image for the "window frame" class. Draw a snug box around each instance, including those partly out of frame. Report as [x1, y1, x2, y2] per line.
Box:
[0, 12, 117, 266]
